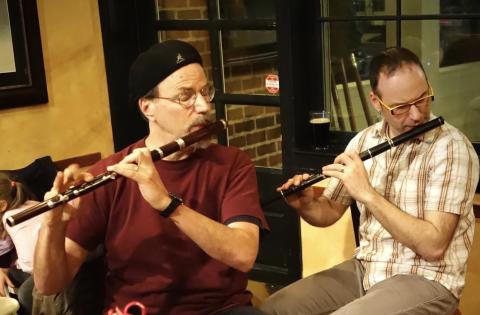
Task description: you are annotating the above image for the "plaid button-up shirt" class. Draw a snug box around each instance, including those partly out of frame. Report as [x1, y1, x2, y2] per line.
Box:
[324, 116, 479, 298]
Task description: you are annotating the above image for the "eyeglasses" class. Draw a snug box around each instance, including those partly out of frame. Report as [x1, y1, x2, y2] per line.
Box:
[148, 84, 215, 109]
[376, 85, 434, 115]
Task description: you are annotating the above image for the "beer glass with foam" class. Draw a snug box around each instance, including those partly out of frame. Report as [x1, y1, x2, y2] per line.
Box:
[309, 110, 330, 150]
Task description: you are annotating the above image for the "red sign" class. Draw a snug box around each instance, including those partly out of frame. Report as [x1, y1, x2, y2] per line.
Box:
[265, 74, 279, 94]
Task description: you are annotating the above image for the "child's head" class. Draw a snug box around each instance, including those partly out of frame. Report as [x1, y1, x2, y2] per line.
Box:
[0, 172, 34, 213]
[0, 172, 35, 238]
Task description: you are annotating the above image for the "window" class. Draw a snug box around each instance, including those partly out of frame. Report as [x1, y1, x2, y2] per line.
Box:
[318, 0, 480, 143]
[155, 0, 282, 168]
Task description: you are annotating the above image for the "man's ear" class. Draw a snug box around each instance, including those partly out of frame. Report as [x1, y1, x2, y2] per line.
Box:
[0, 200, 8, 212]
[369, 91, 382, 113]
[138, 98, 155, 120]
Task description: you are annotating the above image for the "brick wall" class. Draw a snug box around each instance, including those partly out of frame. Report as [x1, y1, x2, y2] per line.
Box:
[224, 60, 282, 168]
[158, 0, 208, 20]
[158, 1, 282, 168]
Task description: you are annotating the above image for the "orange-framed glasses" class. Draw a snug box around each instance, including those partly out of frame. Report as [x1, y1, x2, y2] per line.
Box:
[377, 85, 434, 115]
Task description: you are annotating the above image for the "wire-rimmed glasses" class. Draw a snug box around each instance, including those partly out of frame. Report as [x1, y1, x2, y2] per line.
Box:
[147, 84, 215, 109]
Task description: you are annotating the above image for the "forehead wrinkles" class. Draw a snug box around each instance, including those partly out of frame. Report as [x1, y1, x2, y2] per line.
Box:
[161, 64, 207, 92]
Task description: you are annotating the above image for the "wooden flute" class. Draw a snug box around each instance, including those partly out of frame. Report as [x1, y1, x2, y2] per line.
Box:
[7, 119, 227, 226]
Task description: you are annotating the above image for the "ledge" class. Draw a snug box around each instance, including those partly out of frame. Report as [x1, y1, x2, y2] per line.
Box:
[53, 152, 101, 170]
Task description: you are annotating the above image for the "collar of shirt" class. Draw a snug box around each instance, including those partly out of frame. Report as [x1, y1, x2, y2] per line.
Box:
[372, 113, 439, 145]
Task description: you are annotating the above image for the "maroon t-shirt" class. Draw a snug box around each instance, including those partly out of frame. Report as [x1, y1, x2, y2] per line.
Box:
[66, 140, 268, 315]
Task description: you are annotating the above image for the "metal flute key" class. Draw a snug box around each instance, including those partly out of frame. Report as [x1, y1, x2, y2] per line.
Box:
[7, 120, 227, 227]
[263, 116, 444, 207]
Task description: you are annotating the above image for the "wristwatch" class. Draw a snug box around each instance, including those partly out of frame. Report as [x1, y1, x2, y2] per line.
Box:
[160, 192, 183, 218]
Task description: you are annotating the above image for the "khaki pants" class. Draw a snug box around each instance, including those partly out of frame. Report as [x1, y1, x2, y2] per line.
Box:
[260, 258, 458, 315]
[32, 288, 72, 315]
[31, 246, 106, 315]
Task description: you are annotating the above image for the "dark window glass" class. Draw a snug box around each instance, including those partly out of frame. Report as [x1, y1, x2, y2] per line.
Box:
[325, 21, 393, 132]
[222, 30, 278, 95]
[403, 0, 480, 15]
[440, 20, 480, 67]
[401, 20, 480, 142]
[220, 0, 275, 19]
[323, 0, 395, 17]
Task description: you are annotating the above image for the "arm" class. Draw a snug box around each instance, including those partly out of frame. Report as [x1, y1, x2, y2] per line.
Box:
[359, 193, 458, 261]
[277, 174, 349, 227]
[0, 267, 14, 296]
[34, 223, 88, 294]
[323, 151, 459, 261]
[170, 209, 259, 272]
[108, 148, 260, 272]
[33, 169, 90, 294]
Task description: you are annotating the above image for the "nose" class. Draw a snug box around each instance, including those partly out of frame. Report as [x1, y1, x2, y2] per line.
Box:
[193, 93, 212, 114]
[408, 104, 423, 122]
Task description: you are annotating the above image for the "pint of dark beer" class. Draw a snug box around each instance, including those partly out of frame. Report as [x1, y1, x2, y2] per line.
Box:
[309, 110, 330, 150]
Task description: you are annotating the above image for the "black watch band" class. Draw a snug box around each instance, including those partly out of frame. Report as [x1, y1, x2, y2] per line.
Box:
[160, 192, 183, 218]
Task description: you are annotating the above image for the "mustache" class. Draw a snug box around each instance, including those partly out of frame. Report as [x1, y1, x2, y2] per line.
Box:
[188, 115, 214, 130]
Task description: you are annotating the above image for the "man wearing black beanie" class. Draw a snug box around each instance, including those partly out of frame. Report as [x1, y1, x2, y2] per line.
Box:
[33, 40, 269, 315]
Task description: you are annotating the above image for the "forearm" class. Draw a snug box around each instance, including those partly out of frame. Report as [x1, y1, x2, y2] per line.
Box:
[297, 196, 347, 227]
[170, 205, 259, 272]
[364, 192, 450, 261]
[33, 223, 72, 294]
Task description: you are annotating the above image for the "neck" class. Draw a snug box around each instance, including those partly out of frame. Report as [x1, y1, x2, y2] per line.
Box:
[383, 122, 398, 139]
[386, 124, 394, 138]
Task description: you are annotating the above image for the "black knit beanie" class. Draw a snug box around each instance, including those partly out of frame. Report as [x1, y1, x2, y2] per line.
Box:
[128, 40, 203, 105]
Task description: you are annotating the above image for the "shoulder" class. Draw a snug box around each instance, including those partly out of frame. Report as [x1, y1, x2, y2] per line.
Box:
[430, 121, 479, 169]
[347, 122, 381, 150]
[440, 121, 472, 142]
[435, 122, 477, 155]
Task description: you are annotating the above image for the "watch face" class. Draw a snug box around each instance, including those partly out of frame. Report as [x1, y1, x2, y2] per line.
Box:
[168, 193, 183, 202]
